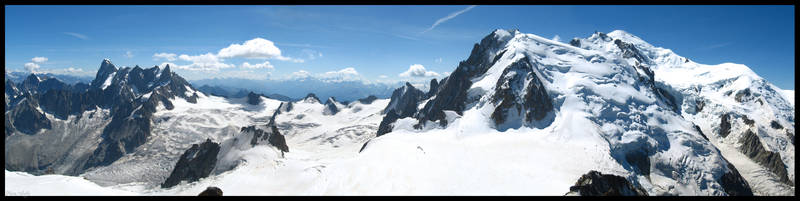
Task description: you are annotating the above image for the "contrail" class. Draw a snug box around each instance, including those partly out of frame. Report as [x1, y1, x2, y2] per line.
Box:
[422, 5, 476, 34]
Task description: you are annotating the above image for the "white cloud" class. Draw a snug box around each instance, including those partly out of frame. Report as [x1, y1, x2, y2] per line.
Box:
[320, 67, 360, 82]
[275, 56, 305, 63]
[173, 53, 234, 71]
[399, 64, 440, 77]
[552, 35, 561, 42]
[153, 53, 177, 61]
[435, 57, 443, 63]
[37, 67, 95, 77]
[31, 57, 48, 63]
[125, 51, 134, 58]
[24, 63, 40, 72]
[241, 61, 275, 70]
[63, 32, 89, 40]
[290, 70, 312, 79]
[379, 75, 388, 79]
[218, 38, 283, 59]
[422, 5, 477, 33]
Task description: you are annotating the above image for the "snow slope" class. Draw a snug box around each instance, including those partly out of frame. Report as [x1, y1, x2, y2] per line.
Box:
[80, 93, 284, 186]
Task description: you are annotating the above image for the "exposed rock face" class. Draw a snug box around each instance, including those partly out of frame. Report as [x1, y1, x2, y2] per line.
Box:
[376, 109, 400, 137]
[323, 97, 340, 115]
[5, 60, 201, 175]
[719, 113, 732, 138]
[240, 123, 289, 153]
[719, 163, 754, 196]
[247, 91, 262, 105]
[566, 170, 648, 196]
[490, 56, 552, 129]
[302, 93, 321, 103]
[162, 139, 220, 188]
[376, 83, 425, 136]
[738, 129, 792, 186]
[278, 101, 293, 113]
[4, 94, 51, 135]
[693, 124, 709, 141]
[90, 59, 119, 88]
[358, 95, 378, 104]
[198, 186, 223, 196]
[427, 78, 439, 97]
[770, 120, 784, 130]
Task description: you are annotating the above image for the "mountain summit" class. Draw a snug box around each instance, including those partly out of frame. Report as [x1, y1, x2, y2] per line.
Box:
[373, 29, 794, 195]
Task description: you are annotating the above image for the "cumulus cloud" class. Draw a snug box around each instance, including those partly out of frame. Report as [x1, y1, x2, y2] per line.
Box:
[218, 38, 283, 59]
[173, 53, 234, 71]
[24, 63, 40, 72]
[153, 53, 177, 61]
[241, 61, 275, 70]
[399, 64, 440, 78]
[552, 35, 561, 42]
[31, 57, 48, 63]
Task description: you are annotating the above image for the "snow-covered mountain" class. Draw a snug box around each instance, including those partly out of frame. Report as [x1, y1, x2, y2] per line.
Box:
[5, 59, 202, 176]
[5, 29, 794, 196]
[370, 29, 793, 195]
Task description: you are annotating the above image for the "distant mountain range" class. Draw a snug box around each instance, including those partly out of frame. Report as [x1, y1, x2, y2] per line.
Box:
[190, 77, 404, 102]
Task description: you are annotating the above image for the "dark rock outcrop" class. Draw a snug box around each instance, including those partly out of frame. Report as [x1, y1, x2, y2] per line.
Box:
[426, 78, 439, 98]
[566, 170, 648, 196]
[693, 124, 709, 141]
[734, 88, 752, 102]
[741, 115, 755, 126]
[357, 95, 378, 104]
[240, 123, 289, 153]
[198, 186, 223, 196]
[719, 163, 754, 196]
[738, 129, 792, 186]
[323, 97, 339, 115]
[303, 93, 321, 103]
[569, 38, 581, 47]
[376, 83, 425, 136]
[162, 139, 221, 188]
[719, 113, 732, 138]
[247, 91, 262, 105]
[5, 95, 51, 135]
[490, 56, 552, 129]
[770, 120, 784, 130]
[614, 39, 651, 65]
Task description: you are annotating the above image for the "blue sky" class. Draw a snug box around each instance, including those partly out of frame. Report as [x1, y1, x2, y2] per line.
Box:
[4, 5, 795, 89]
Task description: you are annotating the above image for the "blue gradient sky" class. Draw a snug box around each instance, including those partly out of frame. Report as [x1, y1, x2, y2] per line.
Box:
[4, 5, 795, 89]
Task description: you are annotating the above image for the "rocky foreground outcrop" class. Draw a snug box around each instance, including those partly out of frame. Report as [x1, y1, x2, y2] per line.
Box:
[565, 171, 647, 196]
[161, 139, 220, 188]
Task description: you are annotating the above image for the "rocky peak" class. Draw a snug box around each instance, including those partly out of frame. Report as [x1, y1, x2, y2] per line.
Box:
[247, 91, 262, 105]
[92, 59, 119, 88]
[21, 74, 40, 92]
[302, 93, 321, 103]
[323, 97, 340, 115]
[427, 78, 439, 97]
